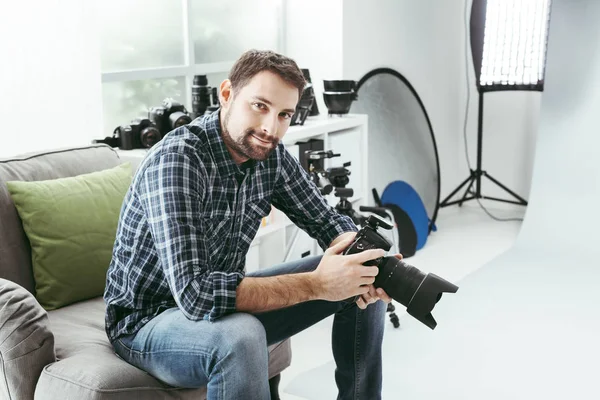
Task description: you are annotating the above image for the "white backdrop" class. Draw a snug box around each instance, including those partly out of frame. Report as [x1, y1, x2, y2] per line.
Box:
[286, 0, 600, 398]
[516, 0, 600, 256]
[375, 0, 600, 397]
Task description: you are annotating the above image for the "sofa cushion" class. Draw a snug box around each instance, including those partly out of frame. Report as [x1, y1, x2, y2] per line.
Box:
[0, 144, 122, 294]
[6, 163, 132, 310]
[35, 297, 291, 400]
[0, 278, 55, 400]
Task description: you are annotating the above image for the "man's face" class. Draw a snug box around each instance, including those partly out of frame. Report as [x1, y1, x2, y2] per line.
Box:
[219, 70, 299, 163]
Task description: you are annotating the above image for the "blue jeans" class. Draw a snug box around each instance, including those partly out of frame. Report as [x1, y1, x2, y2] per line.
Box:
[112, 256, 386, 400]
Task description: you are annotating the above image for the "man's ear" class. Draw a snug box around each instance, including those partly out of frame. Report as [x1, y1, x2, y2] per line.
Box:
[220, 79, 233, 107]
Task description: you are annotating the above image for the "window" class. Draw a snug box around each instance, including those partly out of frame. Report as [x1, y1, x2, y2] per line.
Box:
[190, 1, 281, 64]
[99, 0, 185, 72]
[99, 0, 284, 137]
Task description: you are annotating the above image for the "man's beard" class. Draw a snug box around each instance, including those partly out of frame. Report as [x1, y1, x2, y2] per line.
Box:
[222, 108, 279, 162]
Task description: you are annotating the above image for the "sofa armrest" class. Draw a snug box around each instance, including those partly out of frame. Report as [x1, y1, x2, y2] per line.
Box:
[0, 278, 55, 400]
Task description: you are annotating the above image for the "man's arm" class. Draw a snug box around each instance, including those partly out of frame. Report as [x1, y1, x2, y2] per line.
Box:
[328, 231, 357, 248]
[236, 237, 385, 313]
[236, 273, 317, 313]
[271, 147, 358, 250]
[139, 148, 243, 322]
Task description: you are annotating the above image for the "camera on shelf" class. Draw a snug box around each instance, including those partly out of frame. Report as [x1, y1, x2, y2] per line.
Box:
[191, 75, 220, 118]
[93, 118, 162, 150]
[93, 98, 193, 151]
[290, 83, 316, 126]
[119, 118, 163, 150]
[148, 98, 192, 136]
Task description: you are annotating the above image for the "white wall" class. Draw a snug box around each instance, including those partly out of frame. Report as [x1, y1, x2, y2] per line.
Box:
[0, 0, 102, 159]
[288, 0, 543, 204]
[342, 0, 464, 199]
[285, 0, 344, 118]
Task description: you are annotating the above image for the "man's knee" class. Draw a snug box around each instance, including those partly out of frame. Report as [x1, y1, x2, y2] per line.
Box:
[215, 313, 268, 367]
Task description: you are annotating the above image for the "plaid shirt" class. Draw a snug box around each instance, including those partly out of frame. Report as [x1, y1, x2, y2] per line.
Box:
[104, 110, 357, 342]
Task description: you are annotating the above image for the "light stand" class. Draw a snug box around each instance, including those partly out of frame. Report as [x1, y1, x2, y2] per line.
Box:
[440, 0, 552, 208]
[440, 91, 529, 207]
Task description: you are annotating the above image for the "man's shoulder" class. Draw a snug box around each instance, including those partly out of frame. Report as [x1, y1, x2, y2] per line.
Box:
[270, 142, 302, 177]
[146, 123, 207, 166]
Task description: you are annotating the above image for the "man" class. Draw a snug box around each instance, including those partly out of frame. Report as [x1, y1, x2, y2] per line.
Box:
[104, 49, 396, 399]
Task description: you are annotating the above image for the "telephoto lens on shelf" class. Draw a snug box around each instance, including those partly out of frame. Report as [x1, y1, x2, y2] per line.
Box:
[192, 75, 211, 118]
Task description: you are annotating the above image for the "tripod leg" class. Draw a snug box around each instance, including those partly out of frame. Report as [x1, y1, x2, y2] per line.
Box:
[387, 302, 400, 328]
[483, 172, 528, 205]
[440, 174, 474, 207]
[458, 176, 476, 207]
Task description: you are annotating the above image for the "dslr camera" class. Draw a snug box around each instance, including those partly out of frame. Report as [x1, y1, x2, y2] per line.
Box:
[94, 118, 162, 150]
[117, 118, 162, 150]
[93, 98, 193, 150]
[148, 98, 193, 136]
[344, 214, 459, 330]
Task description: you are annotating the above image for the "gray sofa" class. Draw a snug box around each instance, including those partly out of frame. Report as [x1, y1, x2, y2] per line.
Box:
[0, 144, 291, 400]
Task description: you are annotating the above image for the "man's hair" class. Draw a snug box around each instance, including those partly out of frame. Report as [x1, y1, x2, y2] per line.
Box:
[229, 49, 306, 99]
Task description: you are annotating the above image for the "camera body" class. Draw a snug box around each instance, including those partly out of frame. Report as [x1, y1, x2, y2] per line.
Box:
[148, 98, 192, 137]
[343, 215, 394, 260]
[343, 214, 459, 330]
[93, 98, 193, 150]
[116, 118, 162, 150]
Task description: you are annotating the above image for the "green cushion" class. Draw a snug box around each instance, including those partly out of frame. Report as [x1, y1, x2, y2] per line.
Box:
[6, 163, 132, 310]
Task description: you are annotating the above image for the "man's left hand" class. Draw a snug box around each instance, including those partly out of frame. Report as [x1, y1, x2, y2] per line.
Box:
[328, 232, 400, 309]
[356, 253, 402, 309]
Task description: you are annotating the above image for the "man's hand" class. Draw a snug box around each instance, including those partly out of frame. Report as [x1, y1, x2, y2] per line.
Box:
[312, 235, 385, 302]
[355, 253, 403, 309]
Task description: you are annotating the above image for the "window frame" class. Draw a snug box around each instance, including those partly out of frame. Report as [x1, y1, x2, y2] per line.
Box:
[100, 0, 287, 127]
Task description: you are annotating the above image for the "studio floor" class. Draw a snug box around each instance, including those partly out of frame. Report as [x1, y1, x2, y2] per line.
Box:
[278, 201, 527, 400]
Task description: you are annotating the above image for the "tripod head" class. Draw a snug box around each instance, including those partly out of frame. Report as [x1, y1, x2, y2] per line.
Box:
[306, 150, 370, 226]
[306, 150, 340, 195]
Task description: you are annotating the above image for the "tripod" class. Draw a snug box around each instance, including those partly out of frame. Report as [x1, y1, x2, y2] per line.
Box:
[440, 91, 528, 208]
[334, 188, 401, 329]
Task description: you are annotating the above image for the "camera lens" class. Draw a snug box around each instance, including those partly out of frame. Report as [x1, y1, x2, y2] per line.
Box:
[169, 112, 192, 130]
[375, 257, 424, 307]
[374, 256, 458, 329]
[193, 75, 208, 86]
[192, 75, 211, 118]
[140, 126, 162, 148]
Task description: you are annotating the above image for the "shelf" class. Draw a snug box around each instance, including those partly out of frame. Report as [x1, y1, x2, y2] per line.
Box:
[254, 196, 365, 243]
[282, 114, 368, 145]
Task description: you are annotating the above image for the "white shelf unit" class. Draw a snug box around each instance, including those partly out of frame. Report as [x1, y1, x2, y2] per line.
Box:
[250, 113, 369, 272]
[115, 113, 369, 273]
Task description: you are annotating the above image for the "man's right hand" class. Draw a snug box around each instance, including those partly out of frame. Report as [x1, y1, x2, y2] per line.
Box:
[311, 235, 385, 302]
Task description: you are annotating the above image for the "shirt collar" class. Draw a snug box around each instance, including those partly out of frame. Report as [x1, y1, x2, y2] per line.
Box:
[204, 109, 265, 177]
